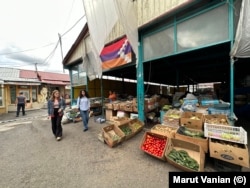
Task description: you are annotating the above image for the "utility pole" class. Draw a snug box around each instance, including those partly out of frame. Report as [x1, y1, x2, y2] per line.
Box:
[35, 63, 38, 72]
[58, 33, 65, 73]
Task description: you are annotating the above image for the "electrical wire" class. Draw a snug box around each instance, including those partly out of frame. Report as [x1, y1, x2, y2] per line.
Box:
[41, 40, 60, 65]
[1, 15, 84, 68]
[62, 0, 76, 32]
[0, 43, 55, 56]
[61, 15, 85, 37]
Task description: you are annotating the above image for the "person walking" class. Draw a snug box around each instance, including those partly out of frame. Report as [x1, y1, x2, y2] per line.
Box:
[47, 90, 66, 141]
[77, 89, 90, 132]
[15, 92, 26, 117]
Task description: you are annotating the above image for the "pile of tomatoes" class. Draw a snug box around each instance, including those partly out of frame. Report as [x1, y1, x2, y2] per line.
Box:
[141, 133, 167, 158]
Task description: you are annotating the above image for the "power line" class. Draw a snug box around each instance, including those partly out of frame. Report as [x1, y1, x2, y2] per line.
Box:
[0, 43, 55, 56]
[41, 40, 60, 65]
[62, 15, 85, 37]
[41, 15, 85, 65]
[1, 14, 85, 69]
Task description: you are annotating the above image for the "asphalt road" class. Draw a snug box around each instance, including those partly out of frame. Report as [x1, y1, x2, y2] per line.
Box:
[0, 112, 181, 188]
[0, 110, 249, 188]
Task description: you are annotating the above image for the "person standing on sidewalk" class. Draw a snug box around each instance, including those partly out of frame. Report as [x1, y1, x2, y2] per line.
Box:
[77, 89, 90, 132]
[15, 92, 26, 117]
[47, 90, 66, 141]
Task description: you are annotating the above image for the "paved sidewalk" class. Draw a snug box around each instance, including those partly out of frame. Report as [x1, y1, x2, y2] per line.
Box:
[0, 109, 47, 124]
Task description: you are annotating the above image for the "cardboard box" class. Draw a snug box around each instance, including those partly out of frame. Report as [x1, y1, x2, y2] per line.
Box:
[111, 116, 131, 126]
[132, 98, 137, 106]
[117, 122, 136, 140]
[150, 124, 177, 138]
[124, 103, 133, 112]
[119, 102, 126, 111]
[162, 109, 182, 128]
[105, 109, 117, 121]
[129, 118, 145, 135]
[102, 124, 125, 148]
[165, 138, 205, 172]
[119, 102, 133, 112]
[104, 103, 113, 110]
[175, 127, 208, 153]
[204, 114, 229, 125]
[213, 158, 242, 172]
[209, 138, 249, 168]
[180, 112, 204, 130]
[113, 102, 120, 110]
[133, 105, 138, 112]
[140, 131, 168, 161]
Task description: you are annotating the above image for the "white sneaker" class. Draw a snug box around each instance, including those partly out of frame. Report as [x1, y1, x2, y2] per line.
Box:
[89, 111, 93, 117]
[56, 137, 61, 141]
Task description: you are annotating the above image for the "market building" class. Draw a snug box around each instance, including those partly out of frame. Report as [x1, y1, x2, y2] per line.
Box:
[0, 67, 70, 114]
[63, 0, 250, 122]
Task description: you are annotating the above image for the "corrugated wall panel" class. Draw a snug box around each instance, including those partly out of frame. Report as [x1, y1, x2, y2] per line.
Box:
[65, 38, 86, 66]
[107, 0, 188, 42]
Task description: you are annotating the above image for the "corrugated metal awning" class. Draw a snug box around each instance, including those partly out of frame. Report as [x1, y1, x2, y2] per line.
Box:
[4, 81, 41, 85]
[41, 80, 69, 85]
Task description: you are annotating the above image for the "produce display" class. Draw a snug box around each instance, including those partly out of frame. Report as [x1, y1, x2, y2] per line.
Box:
[162, 109, 181, 127]
[131, 122, 143, 131]
[151, 124, 176, 137]
[162, 105, 172, 111]
[205, 117, 228, 125]
[211, 139, 245, 149]
[141, 134, 167, 158]
[167, 149, 199, 171]
[189, 116, 201, 120]
[120, 126, 132, 136]
[165, 109, 181, 119]
[204, 123, 247, 144]
[177, 126, 204, 138]
[108, 130, 121, 141]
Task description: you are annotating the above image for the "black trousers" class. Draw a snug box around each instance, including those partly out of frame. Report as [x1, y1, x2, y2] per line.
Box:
[51, 108, 63, 137]
[16, 103, 25, 116]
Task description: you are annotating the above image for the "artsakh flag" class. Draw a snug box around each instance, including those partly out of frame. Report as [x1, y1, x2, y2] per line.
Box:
[100, 37, 132, 70]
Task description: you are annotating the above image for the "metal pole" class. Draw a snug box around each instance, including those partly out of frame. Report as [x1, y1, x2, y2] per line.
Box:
[58, 33, 65, 73]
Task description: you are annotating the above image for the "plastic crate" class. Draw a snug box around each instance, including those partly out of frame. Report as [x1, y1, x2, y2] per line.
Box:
[204, 123, 247, 144]
[200, 99, 219, 106]
[183, 99, 198, 104]
[208, 107, 230, 116]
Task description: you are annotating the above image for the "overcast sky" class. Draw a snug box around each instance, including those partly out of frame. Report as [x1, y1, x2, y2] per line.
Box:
[0, 0, 86, 73]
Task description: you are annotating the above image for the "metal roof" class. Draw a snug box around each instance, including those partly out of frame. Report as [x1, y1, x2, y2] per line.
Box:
[0, 68, 70, 85]
[0, 67, 41, 83]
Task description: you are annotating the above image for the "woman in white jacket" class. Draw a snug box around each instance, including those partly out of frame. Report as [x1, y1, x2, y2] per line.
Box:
[77, 89, 90, 132]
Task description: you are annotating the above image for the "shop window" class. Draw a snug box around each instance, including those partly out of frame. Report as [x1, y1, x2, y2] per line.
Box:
[32, 87, 37, 102]
[142, 3, 229, 61]
[71, 64, 87, 86]
[143, 27, 174, 61]
[0, 86, 3, 106]
[10, 86, 16, 104]
[177, 4, 228, 51]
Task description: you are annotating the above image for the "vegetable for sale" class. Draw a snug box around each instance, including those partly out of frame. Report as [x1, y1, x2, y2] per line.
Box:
[167, 149, 199, 171]
[141, 134, 167, 158]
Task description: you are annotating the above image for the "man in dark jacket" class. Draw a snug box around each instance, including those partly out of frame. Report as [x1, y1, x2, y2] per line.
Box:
[15, 92, 26, 117]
